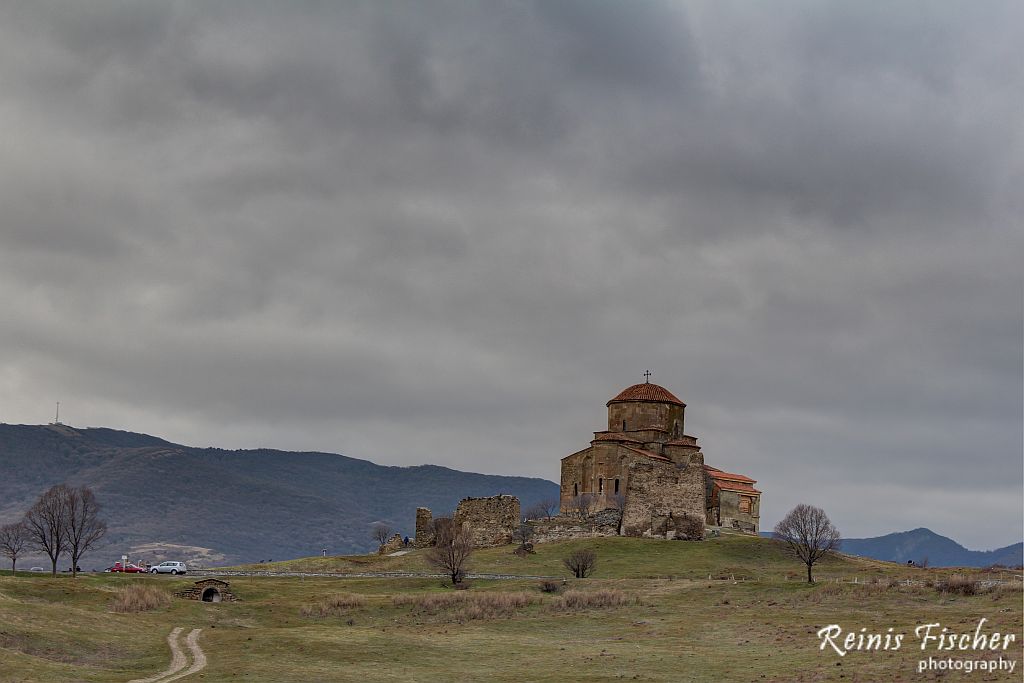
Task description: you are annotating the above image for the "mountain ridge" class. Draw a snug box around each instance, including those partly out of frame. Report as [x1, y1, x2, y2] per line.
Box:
[0, 423, 559, 566]
[762, 527, 1022, 568]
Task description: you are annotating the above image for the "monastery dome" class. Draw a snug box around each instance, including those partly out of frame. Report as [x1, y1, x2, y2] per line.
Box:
[607, 382, 685, 407]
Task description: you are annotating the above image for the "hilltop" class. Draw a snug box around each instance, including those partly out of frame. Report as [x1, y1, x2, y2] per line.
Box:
[839, 527, 1023, 568]
[0, 424, 558, 565]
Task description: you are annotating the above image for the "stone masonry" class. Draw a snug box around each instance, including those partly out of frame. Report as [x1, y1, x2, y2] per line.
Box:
[453, 495, 520, 547]
[413, 507, 434, 548]
[414, 495, 520, 549]
[621, 459, 706, 539]
[174, 578, 237, 602]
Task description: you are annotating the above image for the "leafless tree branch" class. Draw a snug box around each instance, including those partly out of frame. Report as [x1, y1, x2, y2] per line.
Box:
[0, 522, 30, 574]
[773, 503, 841, 583]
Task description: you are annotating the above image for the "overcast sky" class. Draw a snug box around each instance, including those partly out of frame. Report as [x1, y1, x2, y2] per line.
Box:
[1, 1, 1020, 549]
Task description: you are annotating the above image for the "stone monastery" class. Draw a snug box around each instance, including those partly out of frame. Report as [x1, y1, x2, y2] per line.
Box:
[411, 378, 761, 549]
[560, 379, 761, 535]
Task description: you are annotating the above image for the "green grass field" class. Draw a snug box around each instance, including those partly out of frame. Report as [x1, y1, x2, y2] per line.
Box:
[0, 535, 1020, 682]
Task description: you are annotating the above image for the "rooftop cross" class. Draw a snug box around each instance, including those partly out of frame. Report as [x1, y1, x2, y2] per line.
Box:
[643, 370, 652, 383]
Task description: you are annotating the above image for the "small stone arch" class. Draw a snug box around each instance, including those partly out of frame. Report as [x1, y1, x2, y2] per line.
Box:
[174, 578, 237, 603]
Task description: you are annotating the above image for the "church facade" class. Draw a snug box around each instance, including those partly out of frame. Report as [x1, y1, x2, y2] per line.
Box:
[559, 380, 761, 535]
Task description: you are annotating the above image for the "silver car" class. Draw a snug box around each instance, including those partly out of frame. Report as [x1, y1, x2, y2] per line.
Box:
[149, 561, 187, 575]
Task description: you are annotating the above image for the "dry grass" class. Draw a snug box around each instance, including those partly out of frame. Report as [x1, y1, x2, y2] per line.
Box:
[937, 574, 979, 596]
[393, 591, 538, 620]
[549, 589, 637, 610]
[300, 593, 367, 618]
[109, 584, 171, 613]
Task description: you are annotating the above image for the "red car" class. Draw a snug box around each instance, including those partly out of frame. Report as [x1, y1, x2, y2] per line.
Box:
[106, 562, 147, 573]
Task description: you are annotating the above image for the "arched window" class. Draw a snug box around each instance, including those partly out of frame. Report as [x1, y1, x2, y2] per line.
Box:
[598, 478, 604, 493]
[574, 483, 578, 496]
[614, 478, 620, 494]
[673, 420, 681, 438]
[622, 420, 627, 431]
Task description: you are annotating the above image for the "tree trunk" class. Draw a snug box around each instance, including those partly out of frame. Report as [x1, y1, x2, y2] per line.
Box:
[807, 563, 813, 584]
[10, 559, 15, 575]
[50, 557, 58, 576]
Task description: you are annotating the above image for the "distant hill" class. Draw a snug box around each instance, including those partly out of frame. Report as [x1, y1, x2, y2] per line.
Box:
[762, 528, 1022, 568]
[0, 424, 559, 566]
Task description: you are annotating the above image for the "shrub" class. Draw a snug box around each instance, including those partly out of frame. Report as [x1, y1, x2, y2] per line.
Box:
[110, 585, 171, 613]
[563, 549, 597, 578]
[550, 589, 636, 611]
[539, 580, 561, 593]
[301, 593, 367, 618]
[936, 574, 978, 596]
[393, 591, 536, 621]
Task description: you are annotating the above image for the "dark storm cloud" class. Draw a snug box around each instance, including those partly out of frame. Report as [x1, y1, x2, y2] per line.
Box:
[0, 1, 1020, 548]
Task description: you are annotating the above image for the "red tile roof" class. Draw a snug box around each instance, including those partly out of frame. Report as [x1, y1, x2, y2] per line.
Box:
[664, 438, 699, 447]
[607, 382, 685, 407]
[704, 465, 756, 483]
[592, 432, 642, 443]
[622, 446, 672, 462]
[714, 481, 761, 495]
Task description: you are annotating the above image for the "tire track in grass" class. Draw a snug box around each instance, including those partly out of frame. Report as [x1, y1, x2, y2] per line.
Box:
[127, 627, 206, 683]
[161, 629, 205, 682]
[127, 627, 186, 683]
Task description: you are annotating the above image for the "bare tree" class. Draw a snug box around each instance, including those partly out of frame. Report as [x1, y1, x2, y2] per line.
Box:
[537, 498, 560, 520]
[524, 502, 547, 521]
[0, 522, 29, 574]
[773, 504, 841, 583]
[513, 521, 534, 549]
[565, 494, 594, 520]
[371, 523, 393, 546]
[63, 486, 107, 578]
[608, 493, 626, 513]
[426, 519, 473, 585]
[24, 484, 72, 576]
[563, 548, 597, 578]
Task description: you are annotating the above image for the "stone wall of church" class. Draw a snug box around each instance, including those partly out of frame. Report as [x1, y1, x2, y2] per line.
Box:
[607, 401, 684, 434]
[560, 445, 633, 513]
[717, 490, 760, 534]
[621, 460, 706, 539]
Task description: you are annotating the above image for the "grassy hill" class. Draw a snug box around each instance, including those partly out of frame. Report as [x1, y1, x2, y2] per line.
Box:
[232, 534, 903, 581]
[0, 535, 1019, 682]
[0, 424, 559, 565]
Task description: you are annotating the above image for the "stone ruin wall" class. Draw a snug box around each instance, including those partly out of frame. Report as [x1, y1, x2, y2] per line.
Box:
[377, 533, 405, 555]
[413, 507, 434, 548]
[621, 459, 706, 539]
[414, 496, 520, 549]
[528, 508, 621, 543]
[453, 495, 520, 547]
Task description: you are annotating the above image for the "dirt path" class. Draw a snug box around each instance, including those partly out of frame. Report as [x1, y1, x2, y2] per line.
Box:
[161, 629, 206, 682]
[127, 627, 206, 683]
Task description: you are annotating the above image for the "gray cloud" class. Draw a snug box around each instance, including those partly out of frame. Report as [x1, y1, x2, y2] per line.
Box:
[0, 1, 1020, 549]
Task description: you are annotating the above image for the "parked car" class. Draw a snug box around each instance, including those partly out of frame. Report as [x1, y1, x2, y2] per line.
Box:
[106, 562, 146, 573]
[149, 561, 187, 575]
[29, 567, 44, 572]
